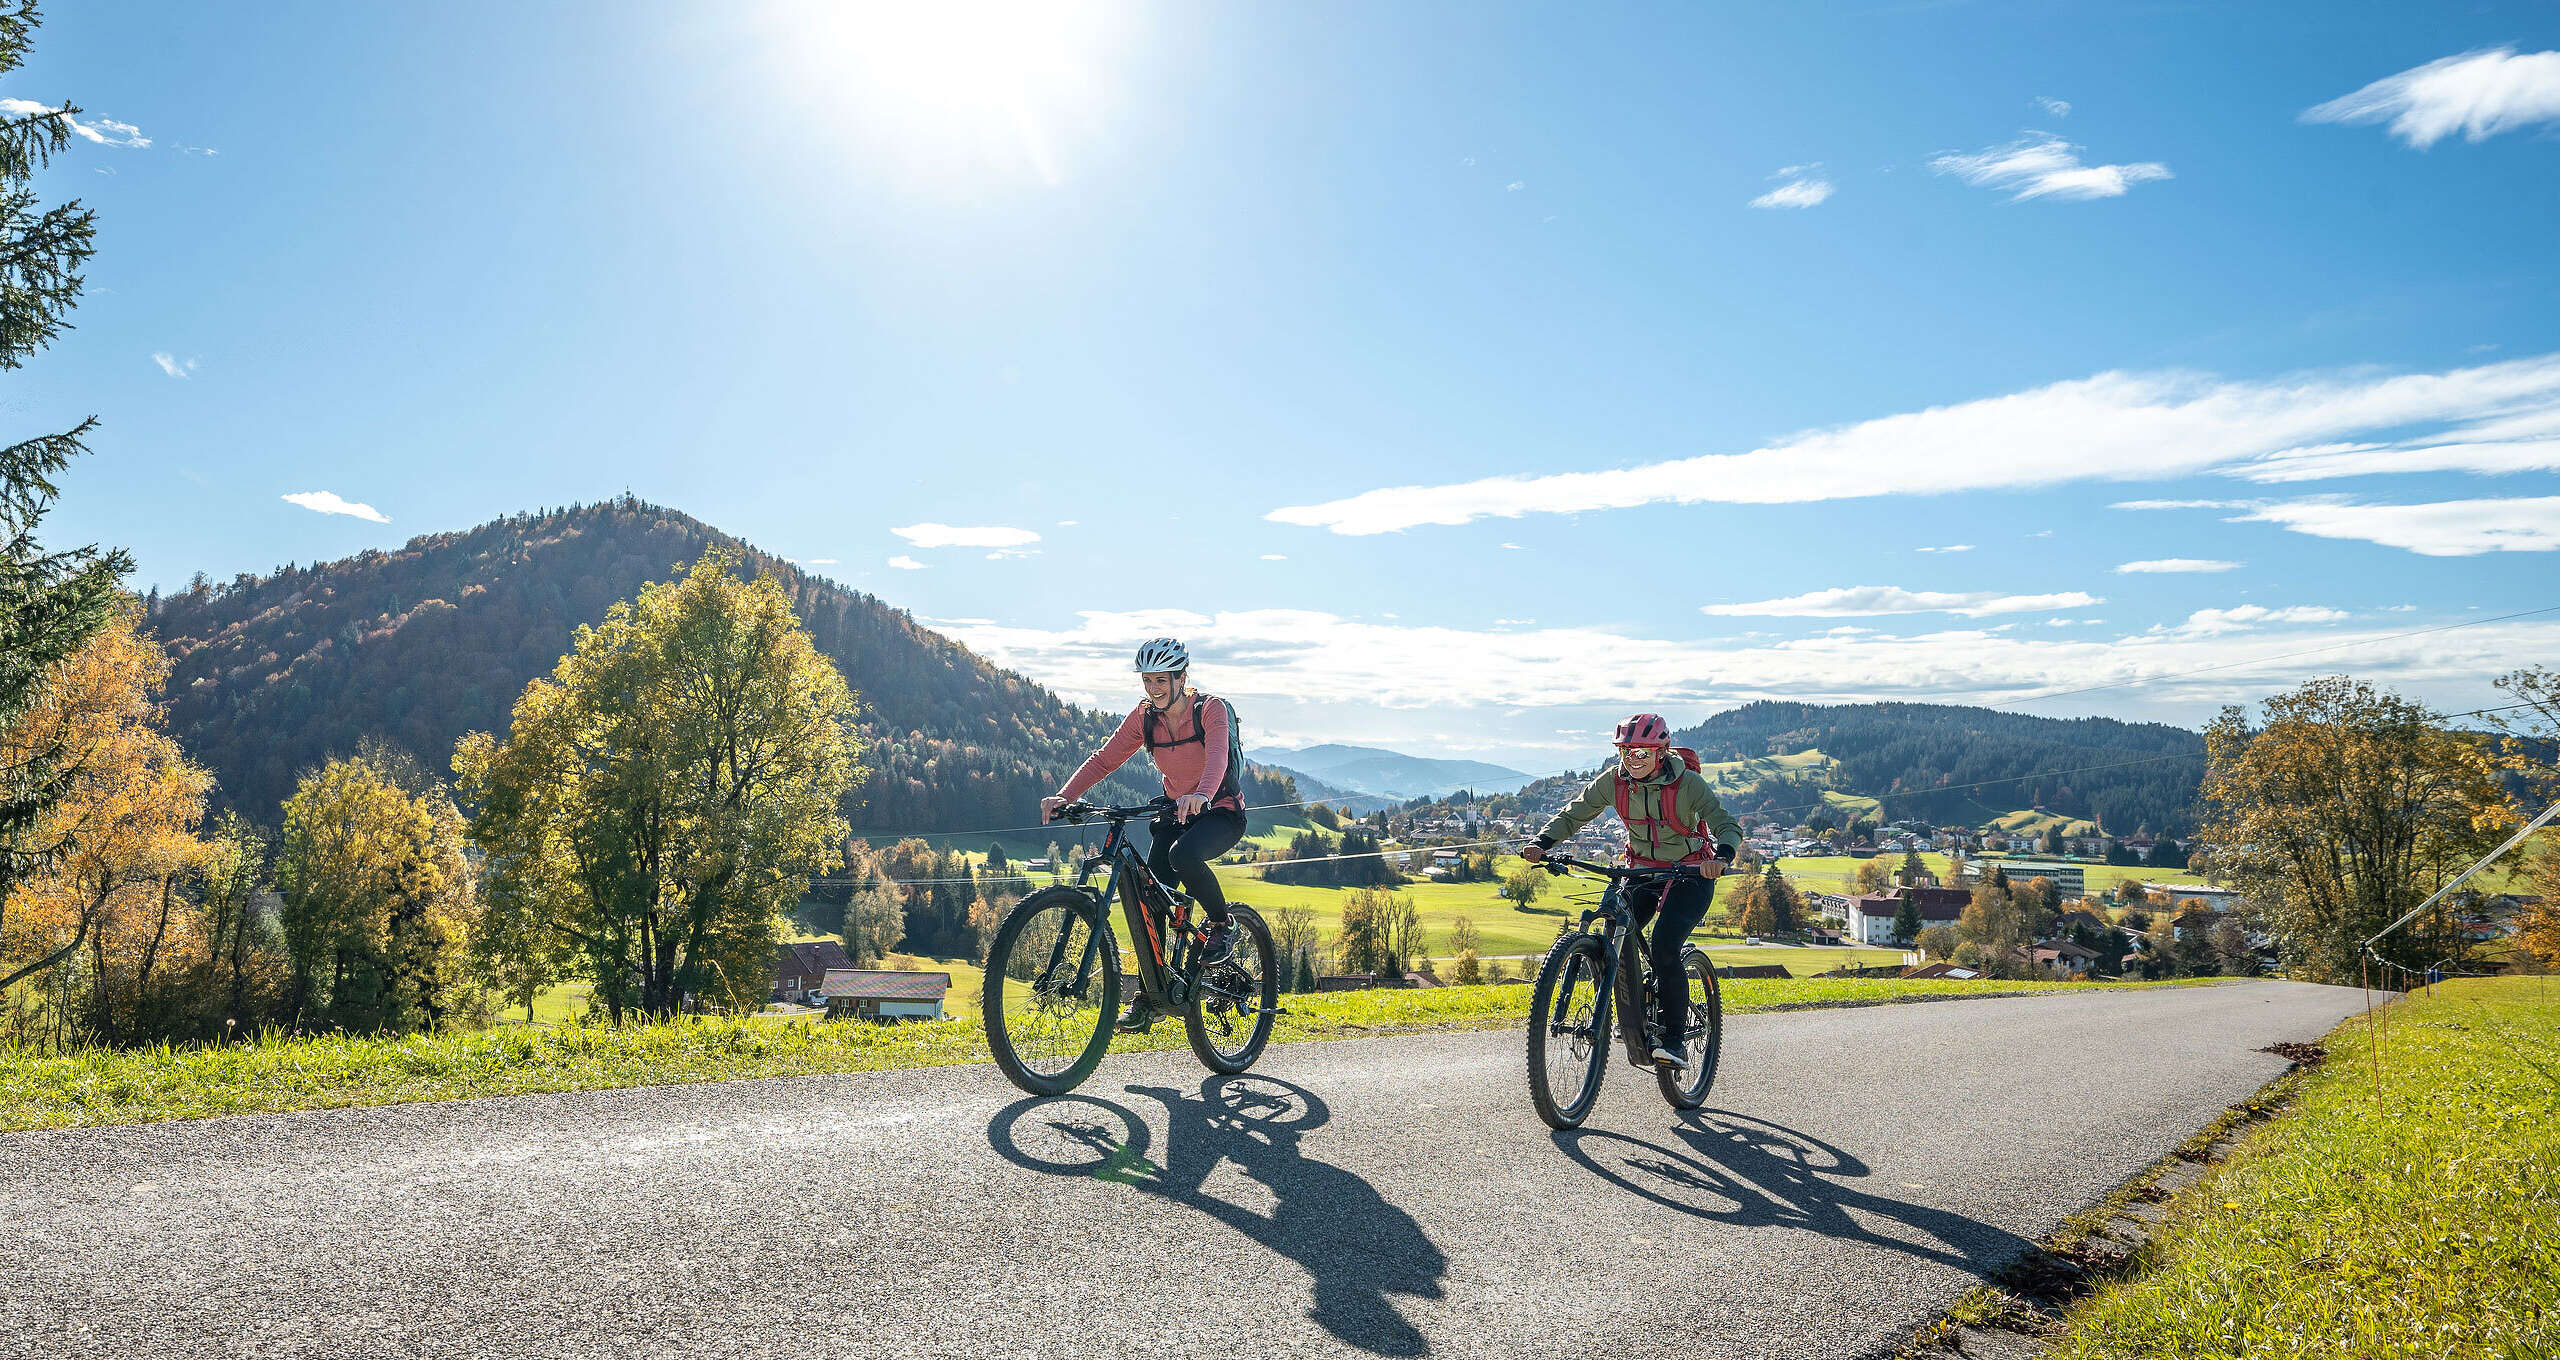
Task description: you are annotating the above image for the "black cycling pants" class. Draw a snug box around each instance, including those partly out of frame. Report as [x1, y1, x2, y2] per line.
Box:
[1147, 807, 1246, 921]
[1627, 872, 1717, 1034]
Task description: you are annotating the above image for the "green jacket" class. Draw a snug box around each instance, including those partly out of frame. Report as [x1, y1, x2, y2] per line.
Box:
[1537, 760, 1742, 866]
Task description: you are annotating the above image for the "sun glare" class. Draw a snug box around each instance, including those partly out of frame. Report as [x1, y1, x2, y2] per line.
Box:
[770, 0, 1127, 187]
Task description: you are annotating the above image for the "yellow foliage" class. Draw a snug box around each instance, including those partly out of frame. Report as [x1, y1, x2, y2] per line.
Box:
[0, 606, 213, 1014]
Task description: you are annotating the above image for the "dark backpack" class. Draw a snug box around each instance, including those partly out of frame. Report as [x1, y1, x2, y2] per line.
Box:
[1141, 692, 1244, 807]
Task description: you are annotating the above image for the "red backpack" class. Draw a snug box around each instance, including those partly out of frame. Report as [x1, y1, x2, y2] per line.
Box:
[1615, 747, 1706, 857]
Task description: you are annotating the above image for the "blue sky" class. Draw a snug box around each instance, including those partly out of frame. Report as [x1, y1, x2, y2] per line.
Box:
[18, 1, 2560, 770]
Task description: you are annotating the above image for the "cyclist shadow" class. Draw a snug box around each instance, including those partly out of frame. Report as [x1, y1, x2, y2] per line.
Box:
[1551, 1109, 2031, 1278]
[988, 1075, 1446, 1358]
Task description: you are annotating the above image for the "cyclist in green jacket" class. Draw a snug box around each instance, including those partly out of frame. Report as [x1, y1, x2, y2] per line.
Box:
[1522, 713, 1741, 1068]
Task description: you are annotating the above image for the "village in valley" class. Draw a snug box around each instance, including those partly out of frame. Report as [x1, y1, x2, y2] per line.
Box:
[765, 766, 2538, 1020]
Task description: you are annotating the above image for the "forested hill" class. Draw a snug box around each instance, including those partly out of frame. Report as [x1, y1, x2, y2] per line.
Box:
[1672, 701, 2205, 835]
[144, 499, 1171, 830]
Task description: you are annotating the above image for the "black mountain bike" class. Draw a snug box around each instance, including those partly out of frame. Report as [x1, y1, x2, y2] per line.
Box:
[982, 798, 1280, 1095]
[1525, 854, 1724, 1130]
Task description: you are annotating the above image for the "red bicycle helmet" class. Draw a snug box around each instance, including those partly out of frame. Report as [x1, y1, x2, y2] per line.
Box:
[1614, 713, 1671, 748]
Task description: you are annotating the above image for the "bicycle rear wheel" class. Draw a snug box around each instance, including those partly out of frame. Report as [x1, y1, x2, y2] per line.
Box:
[1527, 932, 1611, 1129]
[983, 887, 1120, 1096]
[1185, 903, 1277, 1073]
[1657, 945, 1723, 1109]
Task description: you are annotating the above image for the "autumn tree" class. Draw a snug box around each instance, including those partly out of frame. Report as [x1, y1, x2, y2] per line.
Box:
[2198, 677, 2512, 983]
[0, 11, 133, 913]
[457, 553, 862, 1018]
[1851, 858, 1891, 895]
[1757, 863, 1800, 933]
[1267, 904, 1318, 991]
[276, 755, 480, 1032]
[1502, 864, 1546, 909]
[2515, 848, 2560, 970]
[1957, 881, 2027, 978]
[1914, 923, 1959, 962]
[0, 607, 211, 1043]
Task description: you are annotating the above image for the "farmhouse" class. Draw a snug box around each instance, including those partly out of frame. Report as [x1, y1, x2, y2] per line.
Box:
[773, 939, 853, 1004]
[817, 968, 950, 1022]
[2018, 939, 2099, 977]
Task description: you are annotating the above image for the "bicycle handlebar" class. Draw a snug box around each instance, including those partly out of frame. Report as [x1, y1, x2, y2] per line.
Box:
[1535, 853, 1704, 881]
[1048, 796, 1176, 826]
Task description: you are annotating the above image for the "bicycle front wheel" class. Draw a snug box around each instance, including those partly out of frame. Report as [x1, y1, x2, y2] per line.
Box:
[1657, 945, 1723, 1109]
[983, 886, 1121, 1096]
[1527, 932, 1611, 1129]
[1185, 903, 1278, 1074]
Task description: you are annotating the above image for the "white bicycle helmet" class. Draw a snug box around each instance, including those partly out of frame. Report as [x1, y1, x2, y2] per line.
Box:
[1133, 636, 1190, 674]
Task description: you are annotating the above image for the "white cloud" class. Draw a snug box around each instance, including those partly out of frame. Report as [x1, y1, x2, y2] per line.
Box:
[805, 557, 838, 565]
[1929, 134, 2170, 201]
[926, 606, 2560, 716]
[2155, 605, 2351, 638]
[1915, 544, 1974, 553]
[2381, 604, 2417, 612]
[1701, 586, 2102, 618]
[1260, 554, 1287, 560]
[0, 99, 150, 148]
[1750, 177, 1834, 209]
[2236, 496, 2560, 557]
[1057, 520, 1079, 526]
[2034, 95, 2073, 118]
[887, 555, 929, 570]
[1506, 181, 1526, 191]
[2114, 558, 2240, 574]
[281, 491, 388, 524]
[1267, 352, 2560, 535]
[1501, 542, 1525, 550]
[150, 352, 197, 379]
[2111, 498, 2258, 511]
[891, 522, 1042, 549]
[2303, 48, 2560, 148]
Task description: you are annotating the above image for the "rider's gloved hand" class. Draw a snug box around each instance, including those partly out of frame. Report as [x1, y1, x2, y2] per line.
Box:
[1040, 795, 1067, 823]
[1174, 794, 1208, 823]
[1520, 841, 1548, 863]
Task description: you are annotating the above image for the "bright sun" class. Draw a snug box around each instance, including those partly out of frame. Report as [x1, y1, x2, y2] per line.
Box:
[769, 0, 1127, 186]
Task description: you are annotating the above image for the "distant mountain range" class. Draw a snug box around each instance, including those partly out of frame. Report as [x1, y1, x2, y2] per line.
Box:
[1256, 743, 1535, 802]
[1671, 701, 2205, 836]
[138, 501, 2205, 841]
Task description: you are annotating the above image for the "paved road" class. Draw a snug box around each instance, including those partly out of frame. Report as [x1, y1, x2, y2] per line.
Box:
[0, 981, 2369, 1360]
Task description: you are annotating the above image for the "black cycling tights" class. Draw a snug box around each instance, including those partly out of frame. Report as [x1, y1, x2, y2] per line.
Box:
[1627, 873, 1718, 1033]
[1147, 807, 1246, 922]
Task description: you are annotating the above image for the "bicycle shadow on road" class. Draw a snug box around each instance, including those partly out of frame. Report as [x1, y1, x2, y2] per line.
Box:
[987, 1074, 1447, 1357]
[1550, 1109, 2031, 1278]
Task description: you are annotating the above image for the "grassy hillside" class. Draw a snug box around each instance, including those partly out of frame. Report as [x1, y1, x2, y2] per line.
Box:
[2037, 977, 2558, 1359]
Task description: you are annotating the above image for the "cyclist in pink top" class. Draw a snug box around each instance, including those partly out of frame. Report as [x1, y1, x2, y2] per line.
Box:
[1044, 638, 1249, 1030]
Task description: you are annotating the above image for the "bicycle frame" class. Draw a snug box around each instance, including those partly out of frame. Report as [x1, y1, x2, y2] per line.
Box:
[1548, 857, 1712, 1048]
[1054, 802, 1196, 1010]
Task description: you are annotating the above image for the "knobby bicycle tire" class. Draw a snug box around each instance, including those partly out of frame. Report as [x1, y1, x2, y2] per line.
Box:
[983, 886, 1121, 1096]
[1657, 944, 1723, 1109]
[1527, 932, 1611, 1129]
[1184, 903, 1278, 1074]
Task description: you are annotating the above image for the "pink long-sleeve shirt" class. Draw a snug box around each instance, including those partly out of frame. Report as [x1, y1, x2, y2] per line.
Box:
[1059, 693, 1241, 810]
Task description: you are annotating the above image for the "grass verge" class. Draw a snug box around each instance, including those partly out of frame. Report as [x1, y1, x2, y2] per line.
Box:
[0, 976, 2183, 1135]
[1928, 976, 2558, 1360]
